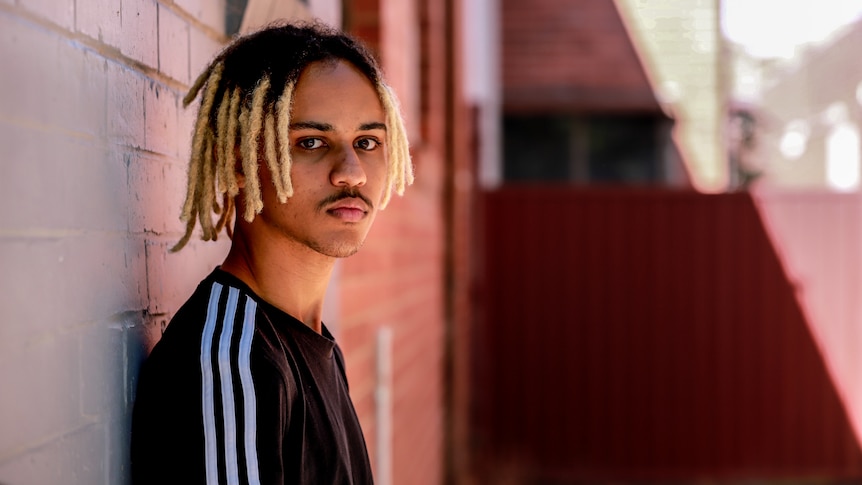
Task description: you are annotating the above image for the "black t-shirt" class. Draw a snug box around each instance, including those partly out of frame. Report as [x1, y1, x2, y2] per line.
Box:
[131, 269, 373, 484]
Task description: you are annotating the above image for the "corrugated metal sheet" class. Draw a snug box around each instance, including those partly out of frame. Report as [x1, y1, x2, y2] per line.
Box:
[473, 186, 862, 483]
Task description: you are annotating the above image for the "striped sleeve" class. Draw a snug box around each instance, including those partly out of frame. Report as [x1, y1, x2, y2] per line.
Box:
[199, 283, 263, 485]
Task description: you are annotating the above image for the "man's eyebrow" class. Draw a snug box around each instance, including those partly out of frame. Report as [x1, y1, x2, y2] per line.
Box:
[360, 122, 387, 131]
[289, 121, 333, 131]
[288, 121, 386, 132]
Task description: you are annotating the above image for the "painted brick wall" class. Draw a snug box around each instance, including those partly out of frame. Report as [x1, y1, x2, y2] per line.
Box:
[338, 0, 459, 484]
[0, 1, 229, 483]
[0, 0, 471, 485]
[340, 185, 446, 485]
[0, 1, 463, 484]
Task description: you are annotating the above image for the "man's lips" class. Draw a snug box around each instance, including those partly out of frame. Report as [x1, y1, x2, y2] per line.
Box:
[326, 199, 369, 222]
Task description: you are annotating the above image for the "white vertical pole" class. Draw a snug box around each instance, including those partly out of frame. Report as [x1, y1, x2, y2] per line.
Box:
[375, 326, 393, 485]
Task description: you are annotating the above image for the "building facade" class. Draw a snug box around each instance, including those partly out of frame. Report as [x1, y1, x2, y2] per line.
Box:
[0, 0, 484, 483]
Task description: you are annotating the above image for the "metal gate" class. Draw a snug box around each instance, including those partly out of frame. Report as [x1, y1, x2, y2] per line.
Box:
[473, 187, 862, 483]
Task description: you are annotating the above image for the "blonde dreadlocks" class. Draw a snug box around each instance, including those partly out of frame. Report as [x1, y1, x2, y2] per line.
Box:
[172, 22, 414, 252]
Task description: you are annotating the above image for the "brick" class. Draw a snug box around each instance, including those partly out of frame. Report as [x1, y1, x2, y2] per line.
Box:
[0, 332, 85, 454]
[62, 50, 106, 136]
[63, 144, 130, 231]
[78, 50, 110, 137]
[0, 238, 66, 359]
[0, 16, 107, 137]
[107, 60, 146, 148]
[76, 0, 123, 47]
[144, 80, 180, 156]
[0, 234, 148, 348]
[128, 153, 189, 235]
[145, 238, 230, 315]
[0, 125, 127, 233]
[128, 153, 164, 235]
[175, 0, 228, 36]
[380, 0, 420, 137]
[158, 4, 191, 84]
[189, 27, 224, 85]
[18, 0, 75, 30]
[62, 235, 149, 324]
[121, 0, 158, 67]
[0, 123, 72, 230]
[0, 422, 106, 485]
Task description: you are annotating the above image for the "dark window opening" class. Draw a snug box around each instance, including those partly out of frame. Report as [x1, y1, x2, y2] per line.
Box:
[503, 114, 676, 185]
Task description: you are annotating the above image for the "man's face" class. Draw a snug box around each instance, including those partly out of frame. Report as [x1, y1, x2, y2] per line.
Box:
[254, 59, 388, 258]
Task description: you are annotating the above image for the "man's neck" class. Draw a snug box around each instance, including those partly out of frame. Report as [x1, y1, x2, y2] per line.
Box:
[219, 228, 335, 334]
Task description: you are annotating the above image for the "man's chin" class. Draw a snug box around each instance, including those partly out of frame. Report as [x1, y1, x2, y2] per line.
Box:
[310, 240, 364, 258]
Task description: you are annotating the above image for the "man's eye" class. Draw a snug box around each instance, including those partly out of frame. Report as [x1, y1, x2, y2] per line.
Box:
[355, 138, 380, 151]
[298, 138, 324, 150]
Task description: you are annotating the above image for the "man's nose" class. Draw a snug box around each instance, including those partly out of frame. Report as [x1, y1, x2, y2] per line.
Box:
[330, 145, 367, 187]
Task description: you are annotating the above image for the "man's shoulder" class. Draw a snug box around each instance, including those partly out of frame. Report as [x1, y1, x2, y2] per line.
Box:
[149, 270, 266, 363]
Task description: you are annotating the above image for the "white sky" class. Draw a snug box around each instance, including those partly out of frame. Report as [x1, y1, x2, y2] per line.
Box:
[722, 0, 862, 58]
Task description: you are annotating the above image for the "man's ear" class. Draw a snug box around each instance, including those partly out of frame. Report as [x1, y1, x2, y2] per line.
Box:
[235, 171, 246, 189]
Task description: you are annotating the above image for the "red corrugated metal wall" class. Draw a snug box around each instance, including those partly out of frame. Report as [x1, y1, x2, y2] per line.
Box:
[473, 187, 862, 483]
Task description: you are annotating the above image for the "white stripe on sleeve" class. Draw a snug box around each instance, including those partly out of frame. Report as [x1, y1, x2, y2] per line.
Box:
[239, 297, 260, 485]
[219, 287, 241, 485]
[201, 282, 223, 485]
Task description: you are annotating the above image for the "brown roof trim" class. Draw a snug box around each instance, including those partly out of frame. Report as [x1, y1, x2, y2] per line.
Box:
[503, 85, 665, 116]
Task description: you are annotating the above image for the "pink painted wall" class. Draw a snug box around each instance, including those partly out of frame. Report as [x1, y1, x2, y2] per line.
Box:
[0, 1, 229, 482]
[754, 190, 862, 445]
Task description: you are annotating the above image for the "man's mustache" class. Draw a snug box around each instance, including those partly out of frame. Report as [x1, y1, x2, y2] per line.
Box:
[317, 189, 374, 211]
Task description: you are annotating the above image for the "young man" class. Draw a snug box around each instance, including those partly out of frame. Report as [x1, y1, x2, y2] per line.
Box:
[130, 23, 412, 484]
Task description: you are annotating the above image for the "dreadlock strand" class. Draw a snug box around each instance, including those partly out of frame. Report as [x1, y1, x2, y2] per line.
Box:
[198, 131, 217, 241]
[378, 84, 413, 208]
[214, 193, 231, 234]
[263, 111, 286, 202]
[244, 76, 270, 208]
[225, 87, 242, 197]
[238, 107, 253, 222]
[183, 61, 219, 107]
[179, 112, 208, 222]
[276, 81, 296, 197]
[209, 131, 222, 236]
[215, 89, 231, 195]
[179, 63, 223, 224]
[170, 215, 198, 252]
[387, 84, 414, 189]
[239, 106, 263, 222]
[186, 142, 209, 246]
[179, 145, 202, 223]
[224, 196, 234, 239]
